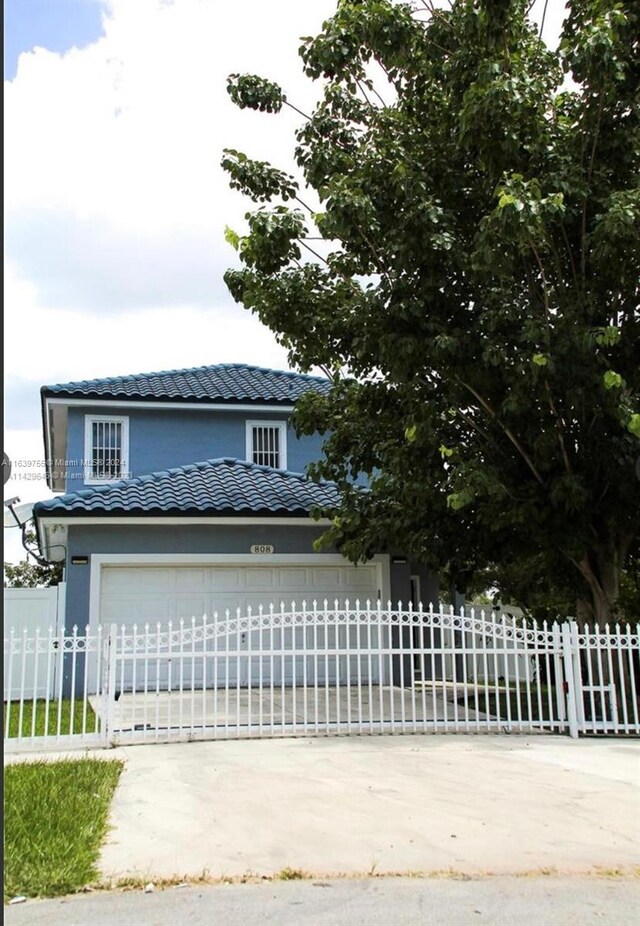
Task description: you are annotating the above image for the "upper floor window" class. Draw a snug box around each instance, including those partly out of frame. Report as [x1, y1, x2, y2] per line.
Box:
[85, 416, 129, 483]
[246, 420, 287, 470]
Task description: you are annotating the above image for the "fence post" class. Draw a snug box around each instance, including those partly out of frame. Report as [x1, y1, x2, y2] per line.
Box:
[561, 621, 580, 739]
[103, 623, 118, 746]
[570, 621, 585, 729]
[552, 623, 565, 727]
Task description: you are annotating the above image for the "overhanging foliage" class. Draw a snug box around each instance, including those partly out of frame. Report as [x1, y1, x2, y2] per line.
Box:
[223, 0, 639, 622]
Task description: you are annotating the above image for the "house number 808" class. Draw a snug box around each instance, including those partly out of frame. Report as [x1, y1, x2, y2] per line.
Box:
[250, 544, 274, 554]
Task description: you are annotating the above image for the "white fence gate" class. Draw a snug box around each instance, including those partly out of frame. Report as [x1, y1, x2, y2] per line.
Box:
[4, 603, 639, 752]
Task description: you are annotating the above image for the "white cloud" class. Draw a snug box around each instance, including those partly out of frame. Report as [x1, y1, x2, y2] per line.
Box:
[3, 261, 290, 425]
[5, 1, 336, 309]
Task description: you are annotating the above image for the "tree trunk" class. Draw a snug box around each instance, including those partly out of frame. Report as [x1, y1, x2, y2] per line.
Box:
[574, 542, 623, 629]
[572, 540, 636, 723]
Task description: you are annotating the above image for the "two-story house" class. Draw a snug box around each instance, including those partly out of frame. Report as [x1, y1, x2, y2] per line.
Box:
[34, 363, 438, 641]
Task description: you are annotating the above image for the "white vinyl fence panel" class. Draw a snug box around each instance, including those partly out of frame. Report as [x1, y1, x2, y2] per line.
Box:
[3, 584, 65, 700]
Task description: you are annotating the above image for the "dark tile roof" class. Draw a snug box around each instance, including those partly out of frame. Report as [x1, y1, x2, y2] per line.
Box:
[42, 363, 331, 404]
[33, 459, 341, 517]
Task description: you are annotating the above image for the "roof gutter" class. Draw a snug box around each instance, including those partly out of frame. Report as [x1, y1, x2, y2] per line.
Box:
[35, 514, 332, 527]
[42, 397, 296, 413]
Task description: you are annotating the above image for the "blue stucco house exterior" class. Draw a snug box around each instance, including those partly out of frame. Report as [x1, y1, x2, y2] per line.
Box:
[34, 363, 438, 639]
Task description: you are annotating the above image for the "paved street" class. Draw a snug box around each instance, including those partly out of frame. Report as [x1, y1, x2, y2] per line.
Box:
[5, 876, 639, 926]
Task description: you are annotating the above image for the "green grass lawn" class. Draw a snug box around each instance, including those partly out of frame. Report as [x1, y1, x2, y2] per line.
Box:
[4, 758, 123, 900]
[3, 699, 98, 739]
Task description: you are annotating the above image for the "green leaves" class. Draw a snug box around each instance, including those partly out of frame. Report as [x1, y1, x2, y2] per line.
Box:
[603, 370, 623, 390]
[447, 490, 473, 511]
[4, 530, 63, 587]
[299, 0, 418, 82]
[224, 226, 240, 251]
[221, 150, 298, 203]
[237, 208, 306, 274]
[492, 175, 565, 234]
[473, 173, 568, 279]
[226, 74, 286, 112]
[594, 326, 621, 347]
[560, 2, 632, 87]
[223, 0, 640, 621]
[498, 192, 521, 210]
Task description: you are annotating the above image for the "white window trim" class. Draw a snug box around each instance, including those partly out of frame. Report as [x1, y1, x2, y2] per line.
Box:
[245, 420, 287, 470]
[84, 415, 130, 485]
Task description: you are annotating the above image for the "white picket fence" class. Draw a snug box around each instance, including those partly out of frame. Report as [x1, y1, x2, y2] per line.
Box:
[4, 603, 639, 752]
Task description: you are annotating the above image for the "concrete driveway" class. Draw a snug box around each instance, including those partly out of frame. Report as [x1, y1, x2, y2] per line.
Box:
[96, 734, 640, 882]
[94, 684, 489, 736]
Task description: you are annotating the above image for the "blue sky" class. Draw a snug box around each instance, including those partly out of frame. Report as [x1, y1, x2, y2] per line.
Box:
[4, 0, 105, 80]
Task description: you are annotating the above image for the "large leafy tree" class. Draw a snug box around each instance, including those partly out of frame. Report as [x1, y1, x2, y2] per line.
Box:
[223, 0, 640, 624]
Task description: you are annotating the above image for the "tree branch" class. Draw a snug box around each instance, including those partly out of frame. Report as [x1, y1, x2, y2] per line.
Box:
[294, 195, 318, 215]
[298, 239, 330, 265]
[528, 239, 573, 475]
[284, 99, 312, 121]
[581, 89, 605, 275]
[356, 76, 387, 109]
[457, 410, 512, 464]
[355, 226, 394, 287]
[544, 379, 573, 475]
[458, 379, 545, 485]
[559, 221, 580, 291]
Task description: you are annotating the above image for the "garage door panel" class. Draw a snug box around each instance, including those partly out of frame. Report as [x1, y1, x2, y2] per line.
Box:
[276, 567, 312, 590]
[209, 568, 244, 591]
[98, 600, 123, 624]
[310, 567, 341, 589]
[244, 567, 276, 589]
[175, 598, 208, 621]
[101, 599, 173, 628]
[344, 568, 379, 590]
[127, 598, 173, 625]
[174, 569, 207, 591]
[102, 567, 172, 593]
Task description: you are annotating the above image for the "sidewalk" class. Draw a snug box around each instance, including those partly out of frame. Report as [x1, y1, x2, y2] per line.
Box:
[92, 734, 640, 882]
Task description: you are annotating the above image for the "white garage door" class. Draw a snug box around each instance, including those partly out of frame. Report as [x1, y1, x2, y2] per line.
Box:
[100, 563, 379, 624]
[99, 562, 381, 691]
